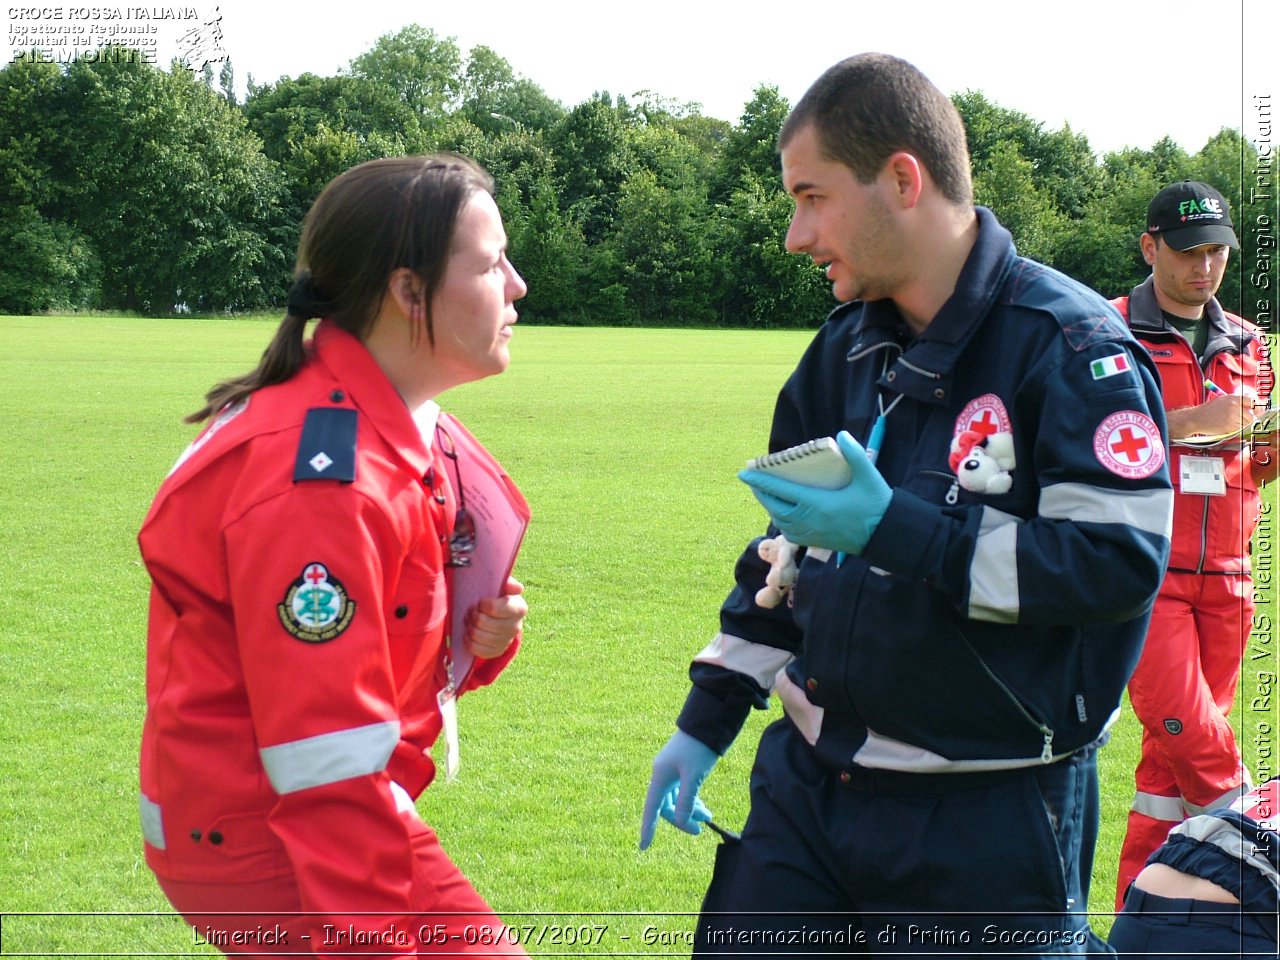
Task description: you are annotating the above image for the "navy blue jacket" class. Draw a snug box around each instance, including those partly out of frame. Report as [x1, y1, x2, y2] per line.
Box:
[679, 209, 1173, 772]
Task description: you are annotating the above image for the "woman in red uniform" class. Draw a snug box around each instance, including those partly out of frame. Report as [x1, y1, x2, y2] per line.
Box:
[138, 154, 529, 957]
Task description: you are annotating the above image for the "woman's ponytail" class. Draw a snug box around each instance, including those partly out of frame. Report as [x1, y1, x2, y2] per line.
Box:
[184, 276, 327, 423]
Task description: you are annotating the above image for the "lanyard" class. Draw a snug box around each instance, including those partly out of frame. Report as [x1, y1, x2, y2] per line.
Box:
[866, 347, 905, 464]
[835, 360, 902, 568]
[867, 392, 903, 465]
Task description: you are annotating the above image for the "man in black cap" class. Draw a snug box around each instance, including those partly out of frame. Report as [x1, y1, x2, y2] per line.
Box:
[1110, 180, 1278, 909]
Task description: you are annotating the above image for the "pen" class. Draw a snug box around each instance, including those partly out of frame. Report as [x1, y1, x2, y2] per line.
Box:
[1204, 379, 1227, 397]
[865, 414, 887, 466]
[704, 819, 741, 842]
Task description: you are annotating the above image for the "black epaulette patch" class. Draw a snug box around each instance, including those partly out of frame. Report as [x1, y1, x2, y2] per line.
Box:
[293, 408, 357, 482]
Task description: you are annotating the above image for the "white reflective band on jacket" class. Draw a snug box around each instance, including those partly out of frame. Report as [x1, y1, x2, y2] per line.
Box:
[694, 631, 792, 691]
[967, 508, 1021, 622]
[1132, 791, 1186, 823]
[1134, 777, 1253, 822]
[968, 485, 1174, 623]
[851, 724, 1105, 773]
[140, 793, 166, 850]
[259, 720, 400, 795]
[1182, 778, 1254, 818]
[1041, 483, 1174, 539]
[777, 683, 1121, 773]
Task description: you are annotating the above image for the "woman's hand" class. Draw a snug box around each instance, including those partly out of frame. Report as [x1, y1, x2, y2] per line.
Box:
[465, 577, 526, 659]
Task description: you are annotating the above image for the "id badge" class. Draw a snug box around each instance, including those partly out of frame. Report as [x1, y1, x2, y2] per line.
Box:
[437, 686, 460, 783]
[1179, 456, 1226, 496]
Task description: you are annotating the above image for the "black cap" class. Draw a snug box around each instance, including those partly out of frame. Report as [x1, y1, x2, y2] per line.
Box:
[1146, 180, 1238, 250]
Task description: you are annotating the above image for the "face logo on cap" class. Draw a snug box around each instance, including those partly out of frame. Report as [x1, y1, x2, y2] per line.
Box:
[1178, 196, 1224, 220]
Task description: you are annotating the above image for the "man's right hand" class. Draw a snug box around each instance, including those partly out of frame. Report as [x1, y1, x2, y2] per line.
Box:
[1169, 393, 1256, 439]
[639, 730, 719, 850]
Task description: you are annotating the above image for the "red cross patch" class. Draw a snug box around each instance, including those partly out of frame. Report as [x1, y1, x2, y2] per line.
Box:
[954, 394, 1011, 442]
[1093, 411, 1165, 479]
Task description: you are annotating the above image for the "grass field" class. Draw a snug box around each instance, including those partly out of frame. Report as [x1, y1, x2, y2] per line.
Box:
[1, 315, 1275, 957]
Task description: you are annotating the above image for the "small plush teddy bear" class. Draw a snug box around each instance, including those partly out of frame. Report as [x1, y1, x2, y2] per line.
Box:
[755, 534, 799, 608]
[948, 430, 1017, 495]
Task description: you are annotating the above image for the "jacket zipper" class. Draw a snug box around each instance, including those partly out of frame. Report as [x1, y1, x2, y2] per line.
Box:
[961, 635, 1056, 763]
[922, 469, 961, 505]
[1195, 492, 1210, 573]
[1154, 327, 1217, 573]
[1190, 348, 1215, 573]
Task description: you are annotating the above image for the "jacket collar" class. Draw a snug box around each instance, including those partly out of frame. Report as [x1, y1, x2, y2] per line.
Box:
[846, 207, 1016, 406]
[311, 319, 436, 480]
[1125, 275, 1253, 358]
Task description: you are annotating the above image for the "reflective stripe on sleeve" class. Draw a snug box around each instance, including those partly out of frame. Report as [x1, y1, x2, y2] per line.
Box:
[259, 720, 400, 795]
[967, 507, 1021, 623]
[140, 793, 166, 850]
[1133, 790, 1187, 822]
[1182, 779, 1253, 818]
[693, 631, 793, 690]
[1040, 483, 1173, 539]
[967, 484, 1173, 624]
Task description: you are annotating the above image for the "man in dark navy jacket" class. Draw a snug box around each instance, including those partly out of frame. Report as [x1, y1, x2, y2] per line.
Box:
[640, 53, 1174, 955]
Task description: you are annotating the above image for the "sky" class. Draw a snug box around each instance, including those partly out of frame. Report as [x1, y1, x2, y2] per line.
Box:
[5, 0, 1275, 157]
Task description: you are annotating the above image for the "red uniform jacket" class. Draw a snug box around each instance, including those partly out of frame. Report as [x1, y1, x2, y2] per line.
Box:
[1114, 277, 1271, 574]
[138, 320, 516, 938]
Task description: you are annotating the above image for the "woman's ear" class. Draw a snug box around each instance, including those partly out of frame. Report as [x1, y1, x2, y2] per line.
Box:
[386, 268, 427, 325]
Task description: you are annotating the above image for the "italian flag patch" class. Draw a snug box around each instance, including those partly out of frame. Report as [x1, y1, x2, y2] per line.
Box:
[1091, 354, 1131, 380]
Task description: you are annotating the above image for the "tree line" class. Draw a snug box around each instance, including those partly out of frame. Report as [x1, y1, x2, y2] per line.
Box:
[0, 26, 1269, 325]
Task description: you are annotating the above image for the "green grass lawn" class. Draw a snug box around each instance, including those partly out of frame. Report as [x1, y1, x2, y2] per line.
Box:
[0, 315, 1275, 956]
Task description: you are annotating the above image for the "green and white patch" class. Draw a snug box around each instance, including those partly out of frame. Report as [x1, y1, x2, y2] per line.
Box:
[277, 562, 355, 643]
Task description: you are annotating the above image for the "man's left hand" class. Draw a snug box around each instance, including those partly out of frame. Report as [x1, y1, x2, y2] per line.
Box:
[739, 431, 892, 555]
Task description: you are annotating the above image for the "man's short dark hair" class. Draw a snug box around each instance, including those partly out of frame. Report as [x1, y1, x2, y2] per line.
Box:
[779, 53, 973, 206]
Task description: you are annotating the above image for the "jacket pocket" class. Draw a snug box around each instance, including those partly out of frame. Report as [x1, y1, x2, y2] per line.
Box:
[385, 560, 446, 683]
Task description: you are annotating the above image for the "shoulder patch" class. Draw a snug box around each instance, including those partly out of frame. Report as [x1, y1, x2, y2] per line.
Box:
[1090, 353, 1134, 381]
[278, 563, 356, 642]
[294, 408, 357, 482]
[1094, 411, 1165, 479]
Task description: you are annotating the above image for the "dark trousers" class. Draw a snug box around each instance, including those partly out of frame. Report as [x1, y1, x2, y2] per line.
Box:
[695, 719, 1110, 957]
[1109, 887, 1277, 958]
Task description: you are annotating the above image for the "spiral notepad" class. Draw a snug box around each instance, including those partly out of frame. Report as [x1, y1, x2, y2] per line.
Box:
[746, 437, 852, 489]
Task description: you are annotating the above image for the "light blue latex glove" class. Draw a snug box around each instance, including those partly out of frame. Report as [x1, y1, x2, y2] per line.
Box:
[738, 430, 892, 555]
[639, 730, 717, 850]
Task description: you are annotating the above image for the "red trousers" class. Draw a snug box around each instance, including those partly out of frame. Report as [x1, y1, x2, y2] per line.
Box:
[1115, 570, 1252, 909]
[156, 819, 527, 958]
